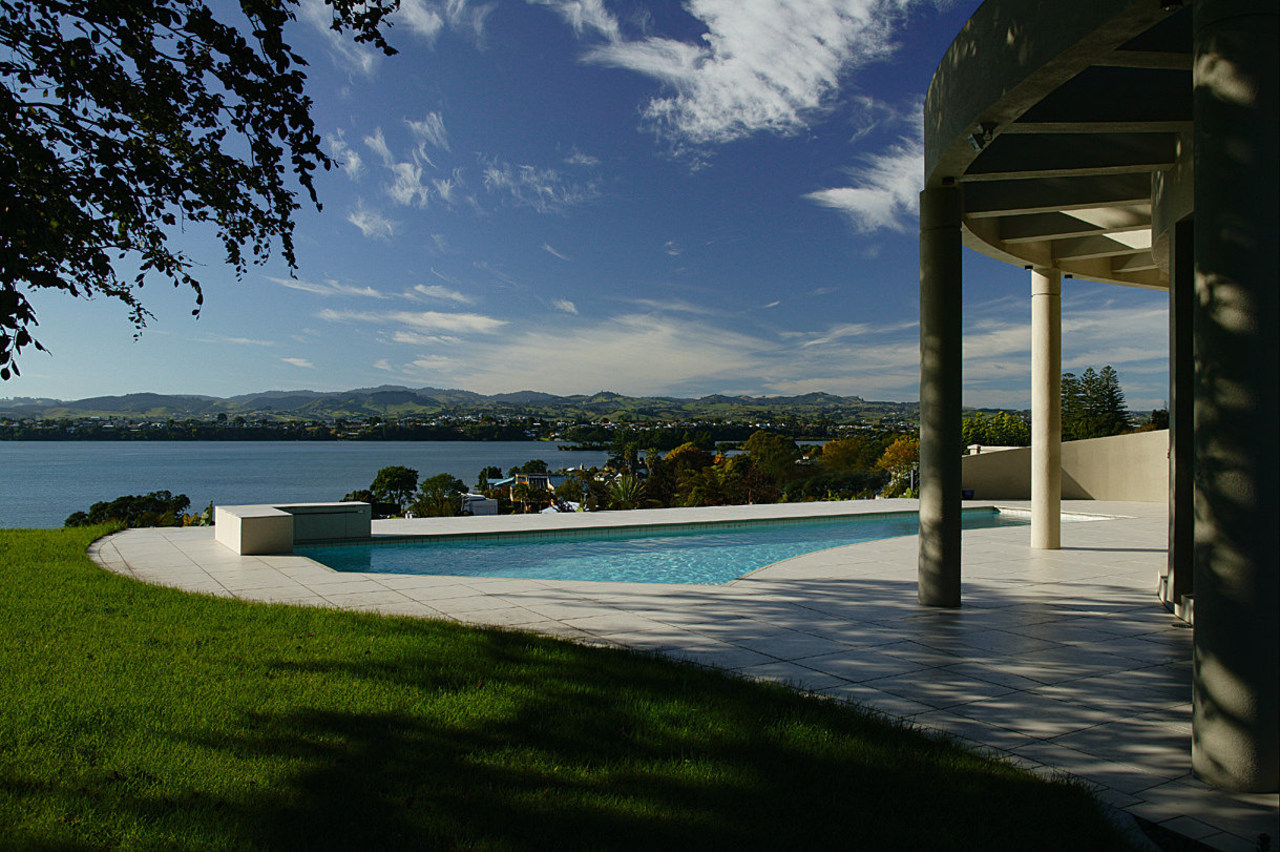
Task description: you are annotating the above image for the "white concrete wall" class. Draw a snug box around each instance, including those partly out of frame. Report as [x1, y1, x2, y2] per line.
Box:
[962, 429, 1168, 502]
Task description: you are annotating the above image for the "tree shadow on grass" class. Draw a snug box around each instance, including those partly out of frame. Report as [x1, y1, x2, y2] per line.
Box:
[98, 624, 1134, 851]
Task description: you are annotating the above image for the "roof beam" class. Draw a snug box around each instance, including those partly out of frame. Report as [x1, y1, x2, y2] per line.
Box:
[1053, 234, 1149, 262]
[1003, 120, 1192, 134]
[1111, 253, 1160, 273]
[1000, 212, 1116, 243]
[1097, 50, 1192, 71]
[963, 175, 1152, 219]
[963, 133, 1177, 182]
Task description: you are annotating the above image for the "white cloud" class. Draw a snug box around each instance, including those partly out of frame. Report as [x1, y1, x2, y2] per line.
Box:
[552, 299, 578, 314]
[409, 355, 458, 373]
[386, 161, 430, 207]
[327, 130, 364, 180]
[444, 0, 495, 39]
[804, 135, 922, 232]
[391, 331, 461, 345]
[270, 276, 387, 299]
[347, 201, 398, 240]
[364, 128, 431, 208]
[576, 0, 912, 146]
[542, 243, 569, 260]
[397, 0, 445, 40]
[442, 313, 781, 395]
[407, 112, 451, 152]
[528, 0, 621, 40]
[299, 0, 380, 76]
[319, 308, 507, 334]
[373, 358, 394, 371]
[303, 0, 494, 76]
[482, 159, 598, 213]
[663, 240, 681, 256]
[410, 284, 473, 304]
[363, 128, 394, 165]
[625, 297, 721, 316]
[282, 357, 315, 368]
[564, 150, 601, 167]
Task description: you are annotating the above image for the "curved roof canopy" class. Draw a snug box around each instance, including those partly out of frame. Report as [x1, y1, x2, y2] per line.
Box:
[924, 0, 1193, 289]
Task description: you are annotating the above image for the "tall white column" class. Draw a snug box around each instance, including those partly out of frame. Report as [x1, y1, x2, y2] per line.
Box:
[1030, 268, 1061, 550]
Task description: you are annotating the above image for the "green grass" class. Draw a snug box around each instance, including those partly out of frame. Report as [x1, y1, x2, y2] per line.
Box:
[0, 526, 1137, 850]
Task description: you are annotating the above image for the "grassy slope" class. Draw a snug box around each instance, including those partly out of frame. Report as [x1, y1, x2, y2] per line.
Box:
[0, 527, 1136, 850]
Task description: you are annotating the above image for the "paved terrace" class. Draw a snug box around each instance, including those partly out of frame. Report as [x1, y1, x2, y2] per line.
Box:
[92, 499, 1278, 850]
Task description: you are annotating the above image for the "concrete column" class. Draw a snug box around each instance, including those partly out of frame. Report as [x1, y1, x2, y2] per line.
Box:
[1030, 268, 1061, 550]
[918, 184, 963, 607]
[1191, 0, 1278, 793]
[1164, 218, 1194, 612]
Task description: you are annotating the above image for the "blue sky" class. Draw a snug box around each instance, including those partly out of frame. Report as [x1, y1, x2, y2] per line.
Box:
[10, 0, 1169, 410]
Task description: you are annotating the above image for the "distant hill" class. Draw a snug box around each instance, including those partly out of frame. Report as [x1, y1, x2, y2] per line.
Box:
[0, 386, 919, 422]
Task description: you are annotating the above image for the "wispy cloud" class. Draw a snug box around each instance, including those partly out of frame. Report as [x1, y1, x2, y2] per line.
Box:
[154, 330, 276, 347]
[542, 243, 570, 261]
[409, 284, 473, 305]
[270, 276, 387, 299]
[365, 127, 431, 208]
[805, 135, 922, 232]
[472, 261, 519, 287]
[528, 0, 621, 40]
[625, 297, 721, 316]
[552, 299, 578, 314]
[564, 150, 600, 167]
[327, 130, 364, 180]
[303, 0, 492, 75]
[551, 0, 912, 148]
[407, 112, 450, 152]
[663, 240, 681, 256]
[347, 201, 398, 240]
[282, 357, 315, 369]
[318, 308, 507, 334]
[481, 159, 599, 213]
[391, 331, 462, 346]
[299, 0, 380, 76]
[397, 0, 445, 41]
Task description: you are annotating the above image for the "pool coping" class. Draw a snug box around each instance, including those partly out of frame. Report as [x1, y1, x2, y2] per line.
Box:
[91, 498, 1278, 849]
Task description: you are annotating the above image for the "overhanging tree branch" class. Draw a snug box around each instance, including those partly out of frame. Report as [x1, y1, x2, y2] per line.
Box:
[0, 0, 400, 379]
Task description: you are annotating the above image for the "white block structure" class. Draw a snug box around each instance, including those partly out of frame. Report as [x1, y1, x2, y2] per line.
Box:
[215, 502, 371, 555]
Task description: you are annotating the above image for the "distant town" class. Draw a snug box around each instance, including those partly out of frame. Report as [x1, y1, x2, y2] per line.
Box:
[0, 386, 923, 444]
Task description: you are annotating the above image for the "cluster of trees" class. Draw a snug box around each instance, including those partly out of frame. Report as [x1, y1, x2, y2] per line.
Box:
[64, 491, 211, 528]
[961, 412, 1031, 448]
[342, 466, 467, 519]
[1061, 366, 1132, 439]
[960, 366, 1139, 449]
[348, 429, 922, 519]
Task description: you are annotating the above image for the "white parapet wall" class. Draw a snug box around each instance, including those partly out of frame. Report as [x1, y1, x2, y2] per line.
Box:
[215, 502, 372, 555]
[961, 429, 1169, 502]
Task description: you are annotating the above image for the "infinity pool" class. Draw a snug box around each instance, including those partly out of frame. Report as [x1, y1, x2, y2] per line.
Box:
[297, 508, 1029, 585]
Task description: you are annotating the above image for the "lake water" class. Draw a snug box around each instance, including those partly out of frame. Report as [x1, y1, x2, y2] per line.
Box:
[0, 442, 610, 529]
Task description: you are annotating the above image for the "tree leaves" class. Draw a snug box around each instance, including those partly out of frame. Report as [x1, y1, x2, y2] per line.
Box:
[0, 0, 400, 376]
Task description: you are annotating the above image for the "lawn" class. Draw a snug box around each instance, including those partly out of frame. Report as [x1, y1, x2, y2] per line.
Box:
[0, 526, 1138, 849]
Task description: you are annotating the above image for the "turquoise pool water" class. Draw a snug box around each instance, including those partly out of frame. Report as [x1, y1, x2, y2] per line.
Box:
[297, 508, 1029, 585]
